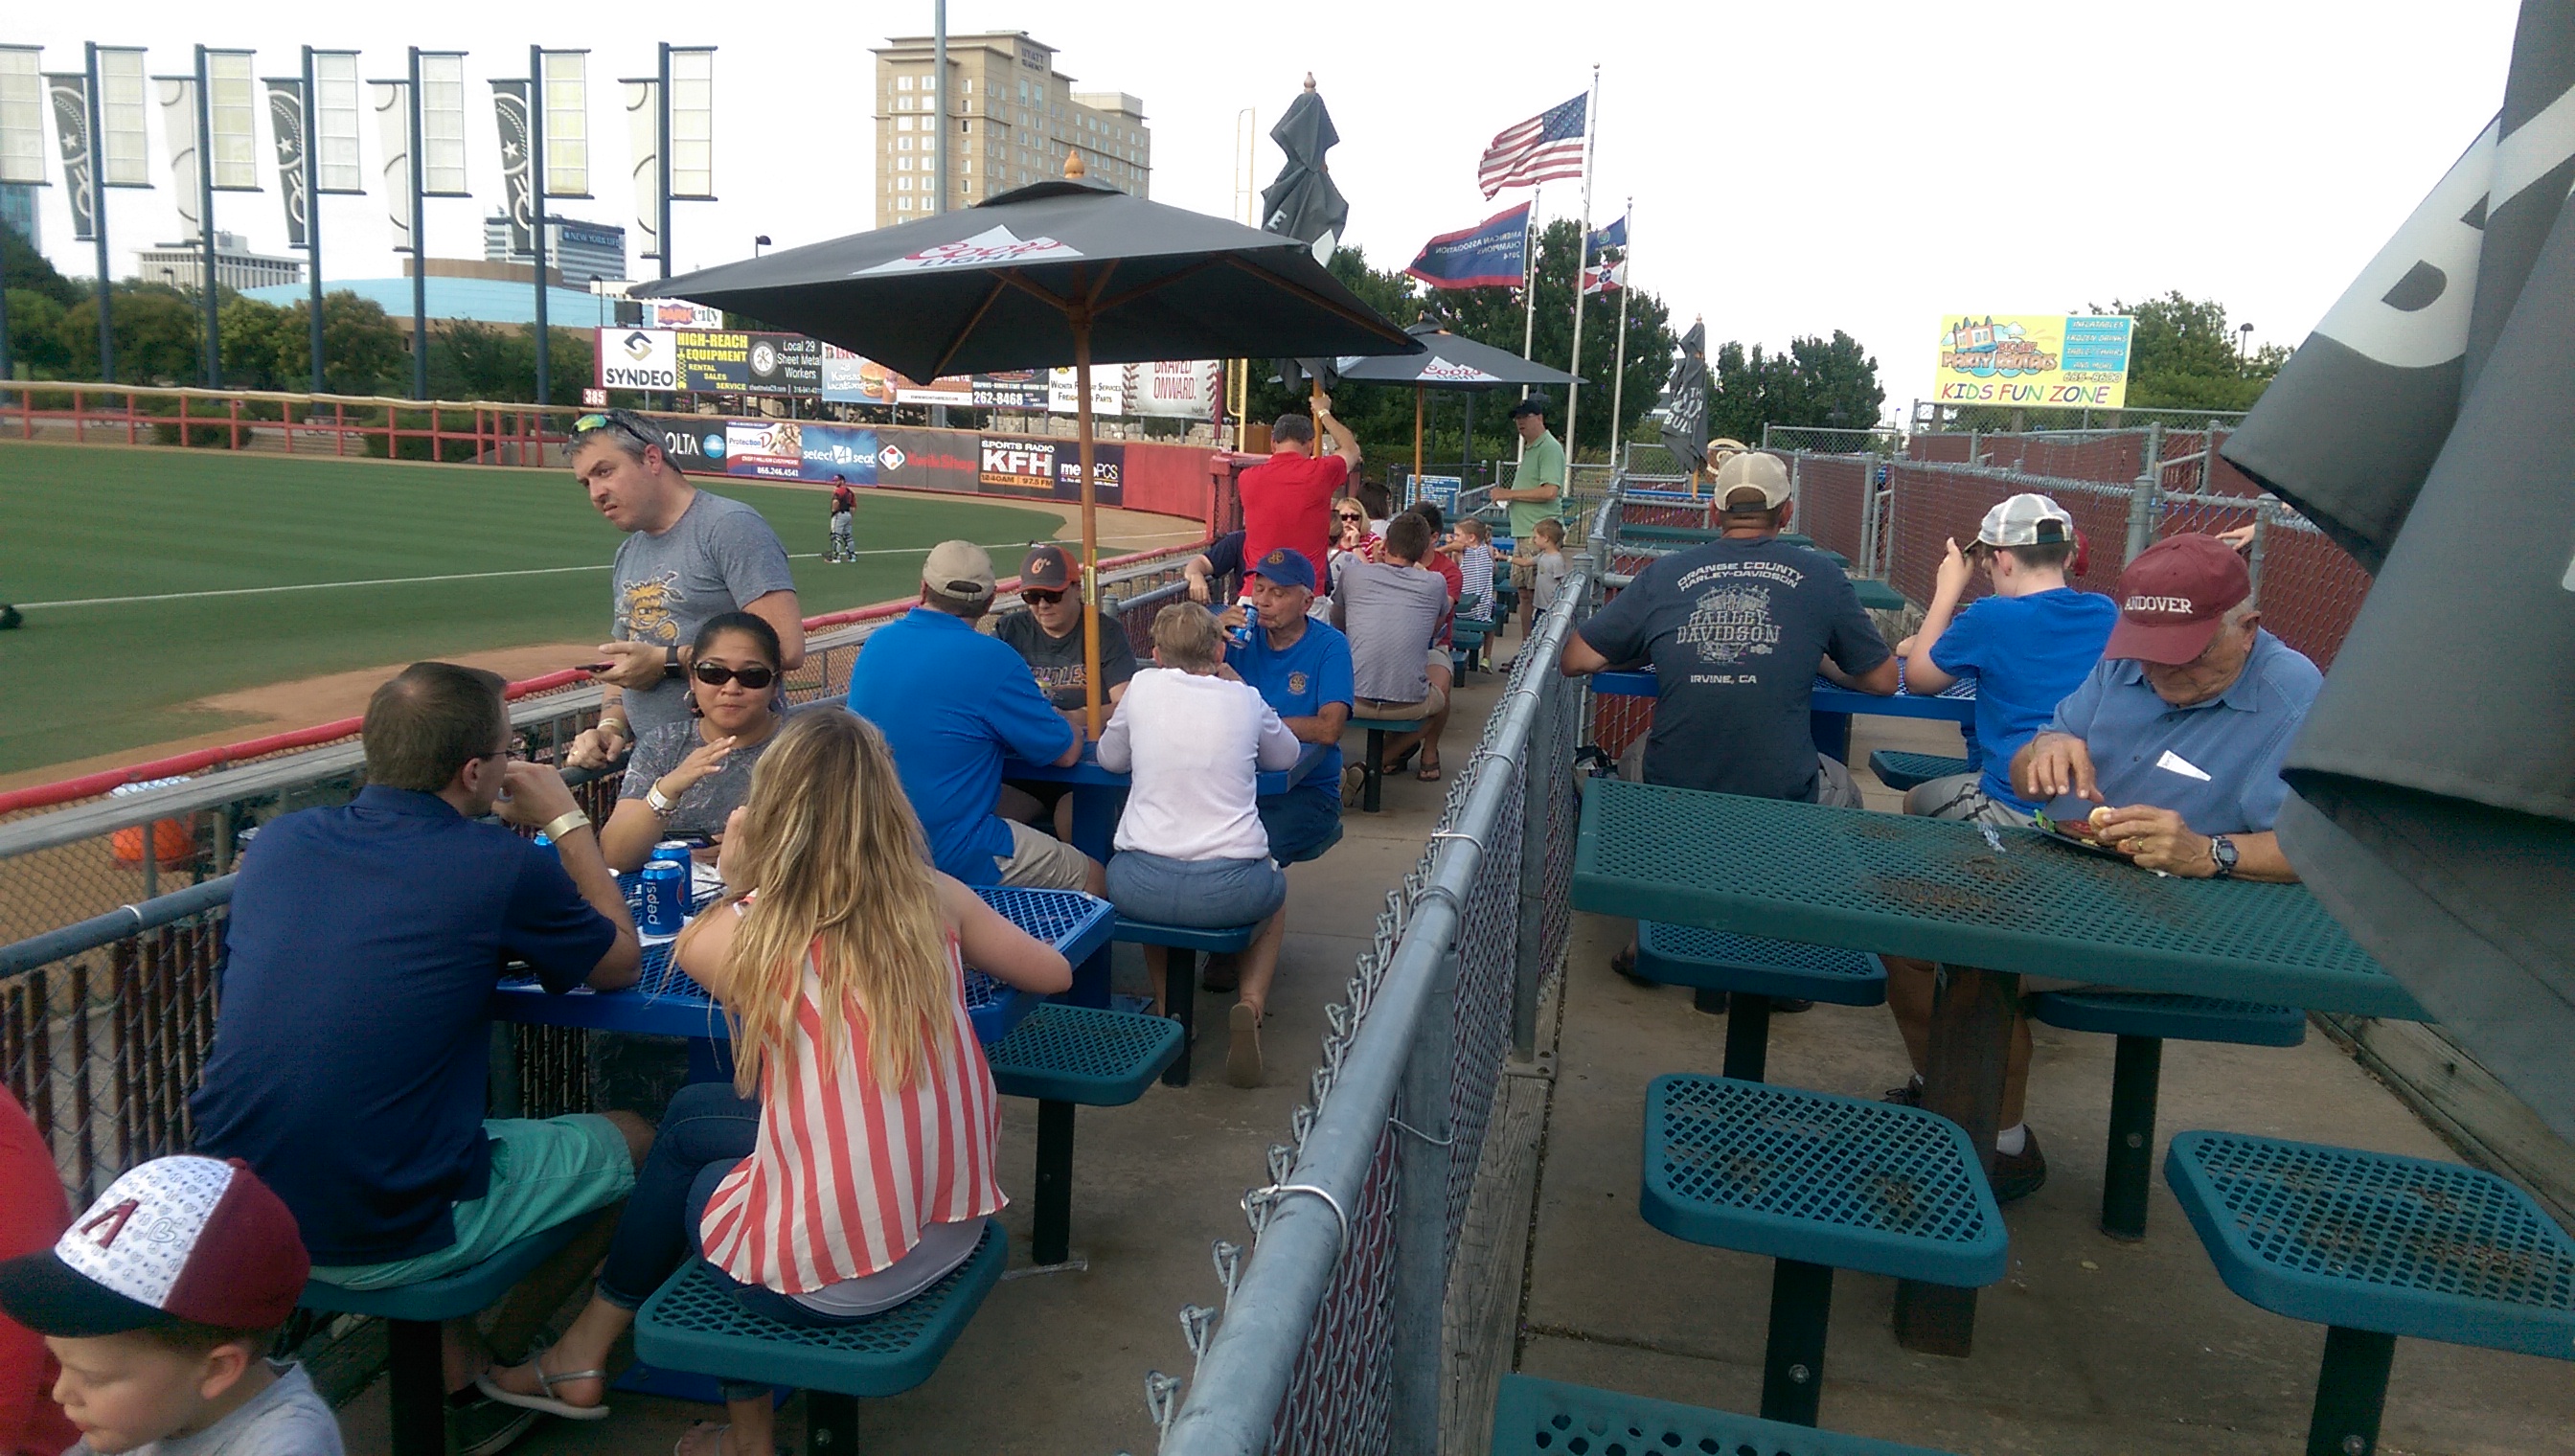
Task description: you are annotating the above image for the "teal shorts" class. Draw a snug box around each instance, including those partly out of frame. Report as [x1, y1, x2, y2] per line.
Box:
[308, 1114, 634, 1291]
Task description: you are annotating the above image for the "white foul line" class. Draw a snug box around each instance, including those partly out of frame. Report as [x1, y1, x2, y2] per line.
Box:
[16, 531, 1206, 611]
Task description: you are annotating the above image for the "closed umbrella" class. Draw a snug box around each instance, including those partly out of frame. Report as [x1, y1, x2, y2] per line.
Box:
[632, 161, 1420, 734]
[1262, 77, 1353, 441]
[1661, 321, 1711, 490]
[2219, 0, 2575, 1137]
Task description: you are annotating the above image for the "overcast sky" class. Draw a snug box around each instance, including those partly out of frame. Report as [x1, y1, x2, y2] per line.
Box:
[14, 1, 2523, 421]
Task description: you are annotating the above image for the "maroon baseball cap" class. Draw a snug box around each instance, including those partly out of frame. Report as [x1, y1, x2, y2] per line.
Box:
[0, 1156, 308, 1337]
[2105, 535, 2251, 665]
[1019, 544, 1075, 593]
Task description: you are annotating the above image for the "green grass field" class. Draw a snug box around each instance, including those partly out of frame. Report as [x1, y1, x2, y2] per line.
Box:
[0, 442, 1081, 776]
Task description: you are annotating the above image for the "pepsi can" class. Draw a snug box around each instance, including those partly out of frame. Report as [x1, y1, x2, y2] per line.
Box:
[1230, 589, 1258, 649]
[639, 857, 690, 937]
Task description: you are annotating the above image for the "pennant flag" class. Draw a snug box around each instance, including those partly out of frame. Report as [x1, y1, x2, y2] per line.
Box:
[1583, 260, 1624, 295]
[1405, 203, 1530, 289]
[1477, 93, 1585, 198]
[1584, 216, 1627, 258]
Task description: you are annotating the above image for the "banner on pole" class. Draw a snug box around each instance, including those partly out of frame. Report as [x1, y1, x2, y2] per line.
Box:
[539, 50, 588, 197]
[264, 79, 308, 246]
[1405, 202, 1530, 290]
[370, 79, 410, 250]
[620, 77, 658, 262]
[205, 51, 258, 191]
[155, 76, 203, 239]
[1582, 260, 1624, 295]
[490, 79, 535, 257]
[417, 52, 468, 197]
[311, 52, 363, 193]
[44, 74, 93, 239]
[1048, 366, 1124, 417]
[1584, 216, 1626, 257]
[667, 47, 714, 199]
[1932, 313, 2134, 409]
[1125, 358, 1222, 418]
[95, 47, 151, 188]
[0, 48, 45, 186]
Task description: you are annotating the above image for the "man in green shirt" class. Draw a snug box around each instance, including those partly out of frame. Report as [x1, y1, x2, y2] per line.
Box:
[1494, 397, 1567, 541]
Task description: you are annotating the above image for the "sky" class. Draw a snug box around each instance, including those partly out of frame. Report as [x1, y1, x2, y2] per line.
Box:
[11, 1, 2524, 421]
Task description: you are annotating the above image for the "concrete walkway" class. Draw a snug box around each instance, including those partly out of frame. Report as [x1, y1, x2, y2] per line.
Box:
[1513, 714, 2575, 1456]
[334, 671, 1510, 1456]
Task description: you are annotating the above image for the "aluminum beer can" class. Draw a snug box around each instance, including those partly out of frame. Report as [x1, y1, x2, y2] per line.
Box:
[638, 857, 690, 937]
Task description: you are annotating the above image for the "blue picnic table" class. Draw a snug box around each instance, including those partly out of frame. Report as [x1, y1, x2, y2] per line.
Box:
[1590, 667, 1974, 762]
[1569, 779, 2427, 1354]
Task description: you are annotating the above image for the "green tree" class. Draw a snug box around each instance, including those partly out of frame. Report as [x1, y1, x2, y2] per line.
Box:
[1702, 330, 1886, 444]
[217, 297, 294, 391]
[3, 289, 72, 376]
[57, 284, 203, 384]
[267, 291, 410, 397]
[428, 320, 601, 404]
[2099, 290, 2287, 412]
[3, 224, 87, 310]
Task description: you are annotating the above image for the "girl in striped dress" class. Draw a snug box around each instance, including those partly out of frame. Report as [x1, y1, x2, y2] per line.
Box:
[479, 708, 1072, 1456]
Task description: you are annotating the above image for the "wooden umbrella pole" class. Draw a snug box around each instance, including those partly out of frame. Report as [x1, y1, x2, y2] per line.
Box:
[1075, 316, 1105, 739]
[1309, 379, 1325, 458]
[1413, 386, 1424, 481]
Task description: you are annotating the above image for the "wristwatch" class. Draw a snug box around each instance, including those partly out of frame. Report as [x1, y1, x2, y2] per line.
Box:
[662, 645, 685, 679]
[2208, 834, 2239, 878]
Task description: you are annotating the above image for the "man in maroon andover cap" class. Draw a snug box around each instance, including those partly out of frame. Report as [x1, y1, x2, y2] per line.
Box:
[1883, 535, 2326, 1201]
[0, 1156, 342, 1456]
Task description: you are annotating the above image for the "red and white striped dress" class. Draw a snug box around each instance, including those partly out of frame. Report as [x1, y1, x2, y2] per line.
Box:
[696, 934, 1005, 1293]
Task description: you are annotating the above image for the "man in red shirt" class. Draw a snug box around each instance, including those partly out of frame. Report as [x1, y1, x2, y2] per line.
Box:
[0, 1088, 78, 1456]
[1240, 396, 1363, 585]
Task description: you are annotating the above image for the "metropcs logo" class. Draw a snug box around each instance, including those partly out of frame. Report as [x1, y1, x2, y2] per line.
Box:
[859, 225, 1084, 275]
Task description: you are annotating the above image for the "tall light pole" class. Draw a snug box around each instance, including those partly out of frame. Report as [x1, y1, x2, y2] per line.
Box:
[194, 45, 221, 388]
[2237, 322, 2254, 365]
[932, 0, 948, 216]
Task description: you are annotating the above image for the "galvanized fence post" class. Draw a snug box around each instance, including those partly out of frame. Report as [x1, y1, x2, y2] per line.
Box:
[1386, 946, 1460, 1448]
[2123, 421, 2165, 564]
[1512, 695, 1551, 1058]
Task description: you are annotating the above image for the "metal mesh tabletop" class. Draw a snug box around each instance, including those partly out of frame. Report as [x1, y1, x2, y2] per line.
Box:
[632, 1220, 1007, 1395]
[2030, 990, 2306, 1047]
[1634, 924, 1887, 1006]
[1643, 1075, 2006, 1287]
[1492, 1374, 1961, 1456]
[2164, 1131, 2575, 1358]
[1575, 780, 2427, 1018]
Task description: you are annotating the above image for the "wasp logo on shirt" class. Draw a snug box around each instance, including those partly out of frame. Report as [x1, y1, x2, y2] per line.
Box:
[620, 572, 685, 645]
[1287, 671, 1310, 695]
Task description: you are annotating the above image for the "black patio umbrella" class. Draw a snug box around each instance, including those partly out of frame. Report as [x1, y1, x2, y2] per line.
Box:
[1662, 321, 1712, 489]
[1262, 77, 1353, 418]
[2219, 0, 2575, 1137]
[1327, 323, 1579, 482]
[633, 162, 1420, 734]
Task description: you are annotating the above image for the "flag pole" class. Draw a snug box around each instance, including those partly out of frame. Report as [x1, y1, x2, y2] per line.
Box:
[1516, 182, 1538, 466]
[1563, 64, 1598, 471]
[1607, 196, 1632, 475]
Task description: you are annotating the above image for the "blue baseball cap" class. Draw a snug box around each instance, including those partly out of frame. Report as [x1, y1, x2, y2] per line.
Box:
[1247, 547, 1315, 592]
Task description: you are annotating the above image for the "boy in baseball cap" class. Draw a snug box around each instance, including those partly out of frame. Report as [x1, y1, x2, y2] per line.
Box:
[0, 1156, 340, 1456]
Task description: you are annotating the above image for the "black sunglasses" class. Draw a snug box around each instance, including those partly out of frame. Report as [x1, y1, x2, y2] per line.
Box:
[692, 662, 777, 690]
[1022, 588, 1068, 605]
[571, 410, 661, 453]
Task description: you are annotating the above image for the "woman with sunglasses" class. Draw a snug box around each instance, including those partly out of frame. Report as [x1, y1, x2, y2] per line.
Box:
[1325, 497, 1380, 596]
[598, 612, 789, 874]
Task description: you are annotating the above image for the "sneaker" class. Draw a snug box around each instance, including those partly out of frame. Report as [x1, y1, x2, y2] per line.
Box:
[449, 1392, 542, 1456]
[1199, 953, 1239, 993]
[1771, 999, 1815, 1013]
[1882, 1078, 1924, 1107]
[1608, 944, 1657, 989]
[1991, 1128, 2048, 1203]
[1225, 1002, 1263, 1087]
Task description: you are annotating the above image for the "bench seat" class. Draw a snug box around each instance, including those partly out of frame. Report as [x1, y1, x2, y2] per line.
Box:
[1866, 750, 1970, 792]
[1634, 925, 1886, 1081]
[983, 1005, 1182, 1266]
[1493, 1374, 1960, 1456]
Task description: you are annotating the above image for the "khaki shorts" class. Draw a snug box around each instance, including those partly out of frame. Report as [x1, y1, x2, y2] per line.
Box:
[996, 819, 1096, 891]
[1512, 560, 1538, 590]
[1356, 687, 1447, 720]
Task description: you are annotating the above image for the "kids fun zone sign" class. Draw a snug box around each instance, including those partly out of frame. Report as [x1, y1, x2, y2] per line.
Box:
[1933, 314, 2134, 409]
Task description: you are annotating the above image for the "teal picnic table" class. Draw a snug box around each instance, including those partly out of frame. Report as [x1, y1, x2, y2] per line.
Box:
[1570, 778, 2427, 1355]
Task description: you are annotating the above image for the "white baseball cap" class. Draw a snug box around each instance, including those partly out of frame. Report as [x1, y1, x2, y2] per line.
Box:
[1975, 493, 2075, 549]
[0, 1155, 309, 1337]
[1715, 452, 1791, 510]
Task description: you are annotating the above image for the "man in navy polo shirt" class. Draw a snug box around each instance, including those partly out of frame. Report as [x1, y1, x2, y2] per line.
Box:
[192, 662, 646, 1435]
[846, 540, 1097, 893]
[1216, 546, 1354, 1085]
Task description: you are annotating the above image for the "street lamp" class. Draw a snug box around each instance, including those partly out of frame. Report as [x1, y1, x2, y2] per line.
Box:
[2238, 322, 2255, 363]
[754, 234, 771, 257]
[591, 275, 605, 328]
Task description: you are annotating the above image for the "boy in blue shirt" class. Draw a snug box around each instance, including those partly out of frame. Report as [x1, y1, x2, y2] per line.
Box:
[1881, 492, 2115, 1201]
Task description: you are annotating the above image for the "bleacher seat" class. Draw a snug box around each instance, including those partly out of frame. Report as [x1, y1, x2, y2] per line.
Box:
[1111, 917, 1257, 1086]
[1492, 1374, 1960, 1456]
[633, 1221, 1008, 1452]
[2165, 1130, 2575, 1456]
[2031, 991, 2305, 1240]
[1866, 750, 1971, 793]
[1633, 925, 1887, 1081]
[983, 1005, 1182, 1267]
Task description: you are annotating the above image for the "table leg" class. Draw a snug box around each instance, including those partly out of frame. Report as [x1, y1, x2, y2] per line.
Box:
[1064, 785, 1122, 1010]
[1364, 727, 1388, 813]
[1033, 1100, 1076, 1266]
[1162, 949, 1196, 1088]
[1809, 709, 1852, 764]
[1893, 963, 2017, 1356]
[1720, 994, 1770, 1081]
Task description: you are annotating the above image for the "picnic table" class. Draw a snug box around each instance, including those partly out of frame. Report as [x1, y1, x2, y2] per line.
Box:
[1590, 668, 1973, 763]
[1570, 779, 2427, 1354]
[1000, 740, 1330, 1004]
[489, 884, 1116, 1045]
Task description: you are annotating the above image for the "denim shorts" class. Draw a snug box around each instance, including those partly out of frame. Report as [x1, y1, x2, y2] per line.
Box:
[1106, 850, 1287, 927]
[1257, 787, 1343, 865]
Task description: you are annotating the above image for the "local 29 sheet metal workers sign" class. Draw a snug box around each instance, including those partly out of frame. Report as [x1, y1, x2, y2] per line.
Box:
[1932, 313, 2134, 409]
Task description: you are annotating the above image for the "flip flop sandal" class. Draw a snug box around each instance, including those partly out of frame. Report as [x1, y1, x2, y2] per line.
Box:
[1416, 758, 1442, 782]
[474, 1348, 611, 1421]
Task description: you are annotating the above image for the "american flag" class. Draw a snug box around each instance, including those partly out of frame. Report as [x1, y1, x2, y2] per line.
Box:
[1477, 93, 1587, 198]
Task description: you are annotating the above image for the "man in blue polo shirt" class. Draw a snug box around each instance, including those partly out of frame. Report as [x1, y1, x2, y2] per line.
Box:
[1214, 546, 1353, 1086]
[192, 662, 646, 1446]
[847, 540, 1096, 892]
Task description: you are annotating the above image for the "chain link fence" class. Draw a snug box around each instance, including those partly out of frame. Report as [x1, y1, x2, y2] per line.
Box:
[1140, 571, 1590, 1456]
[1760, 424, 1903, 457]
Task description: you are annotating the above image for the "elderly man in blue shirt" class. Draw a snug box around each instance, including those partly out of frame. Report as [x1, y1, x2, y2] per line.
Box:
[1885, 533, 2322, 1201]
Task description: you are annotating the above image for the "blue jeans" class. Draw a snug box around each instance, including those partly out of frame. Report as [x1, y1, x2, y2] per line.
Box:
[1256, 785, 1342, 865]
[1105, 850, 1286, 927]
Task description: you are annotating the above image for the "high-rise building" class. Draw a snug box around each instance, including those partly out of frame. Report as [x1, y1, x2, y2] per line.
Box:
[0, 182, 36, 251]
[483, 216, 628, 283]
[134, 232, 304, 291]
[871, 32, 1151, 225]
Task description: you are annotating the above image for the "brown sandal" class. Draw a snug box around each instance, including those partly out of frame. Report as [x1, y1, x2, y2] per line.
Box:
[1416, 757, 1442, 782]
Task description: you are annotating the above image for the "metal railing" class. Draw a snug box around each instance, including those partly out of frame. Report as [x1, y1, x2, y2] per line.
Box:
[1140, 573, 1590, 1455]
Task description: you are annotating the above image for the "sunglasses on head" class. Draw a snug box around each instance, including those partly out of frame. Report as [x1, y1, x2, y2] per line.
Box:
[692, 661, 776, 690]
[1022, 588, 1068, 605]
[571, 410, 660, 453]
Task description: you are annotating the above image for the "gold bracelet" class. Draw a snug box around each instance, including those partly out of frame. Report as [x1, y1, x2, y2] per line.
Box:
[538, 809, 592, 842]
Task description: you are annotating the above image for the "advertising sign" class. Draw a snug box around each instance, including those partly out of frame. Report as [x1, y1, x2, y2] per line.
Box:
[974, 369, 1049, 410]
[1933, 313, 2133, 409]
[599, 328, 679, 391]
[1414, 473, 1462, 514]
[819, 346, 893, 405]
[800, 424, 878, 484]
[896, 373, 974, 407]
[977, 436, 1125, 504]
[1128, 359, 1221, 419]
[635, 412, 731, 467]
[873, 428, 982, 495]
[724, 420, 805, 479]
[1048, 367, 1125, 417]
[675, 330, 819, 395]
[642, 299, 723, 329]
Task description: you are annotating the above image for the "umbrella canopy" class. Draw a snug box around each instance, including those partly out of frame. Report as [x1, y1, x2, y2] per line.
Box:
[1661, 321, 1712, 479]
[2220, 0, 2575, 1137]
[1261, 80, 1348, 266]
[1332, 324, 1579, 390]
[628, 176, 1419, 381]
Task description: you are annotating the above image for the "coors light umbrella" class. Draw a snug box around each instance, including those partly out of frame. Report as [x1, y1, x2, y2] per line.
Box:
[1262, 77, 1352, 421]
[2219, 0, 2575, 1137]
[633, 158, 1419, 735]
[1329, 322, 1578, 483]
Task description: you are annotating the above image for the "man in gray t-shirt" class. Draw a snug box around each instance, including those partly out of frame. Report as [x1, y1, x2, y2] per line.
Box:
[563, 411, 803, 761]
[1332, 511, 1453, 706]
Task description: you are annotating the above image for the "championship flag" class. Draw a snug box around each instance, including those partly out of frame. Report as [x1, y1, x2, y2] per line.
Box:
[94, 47, 150, 188]
[370, 78, 411, 250]
[490, 79, 536, 257]
[1476, 92, 1584, 198]
[204, 51, 257, 191]
[0, 47, 43, 187]
[1584, 216, 1627, 258]
[666, 46, 714, 200]
[1583, 260, 1624, 295]
[310, 51, 362, 193]
[265, 79, 309, 246]
[2222, 0, 2575, 1139]
[539, 50, 587, 197]
[417, 52, 467, 196]
[1405, 203, 1531, 289]
[44, 73, 94, 239]
[621, 76, 658, 262]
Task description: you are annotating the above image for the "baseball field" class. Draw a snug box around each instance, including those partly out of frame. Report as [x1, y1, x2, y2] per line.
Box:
[0, 441, 1178, 779]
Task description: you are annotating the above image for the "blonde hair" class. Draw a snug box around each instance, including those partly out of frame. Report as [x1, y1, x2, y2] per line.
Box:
[711, 708, 952, 1092]
[1456, 517, 1491, 543]
[1532, 517, 1566, 545]
[1151, 602, 1223, 672]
